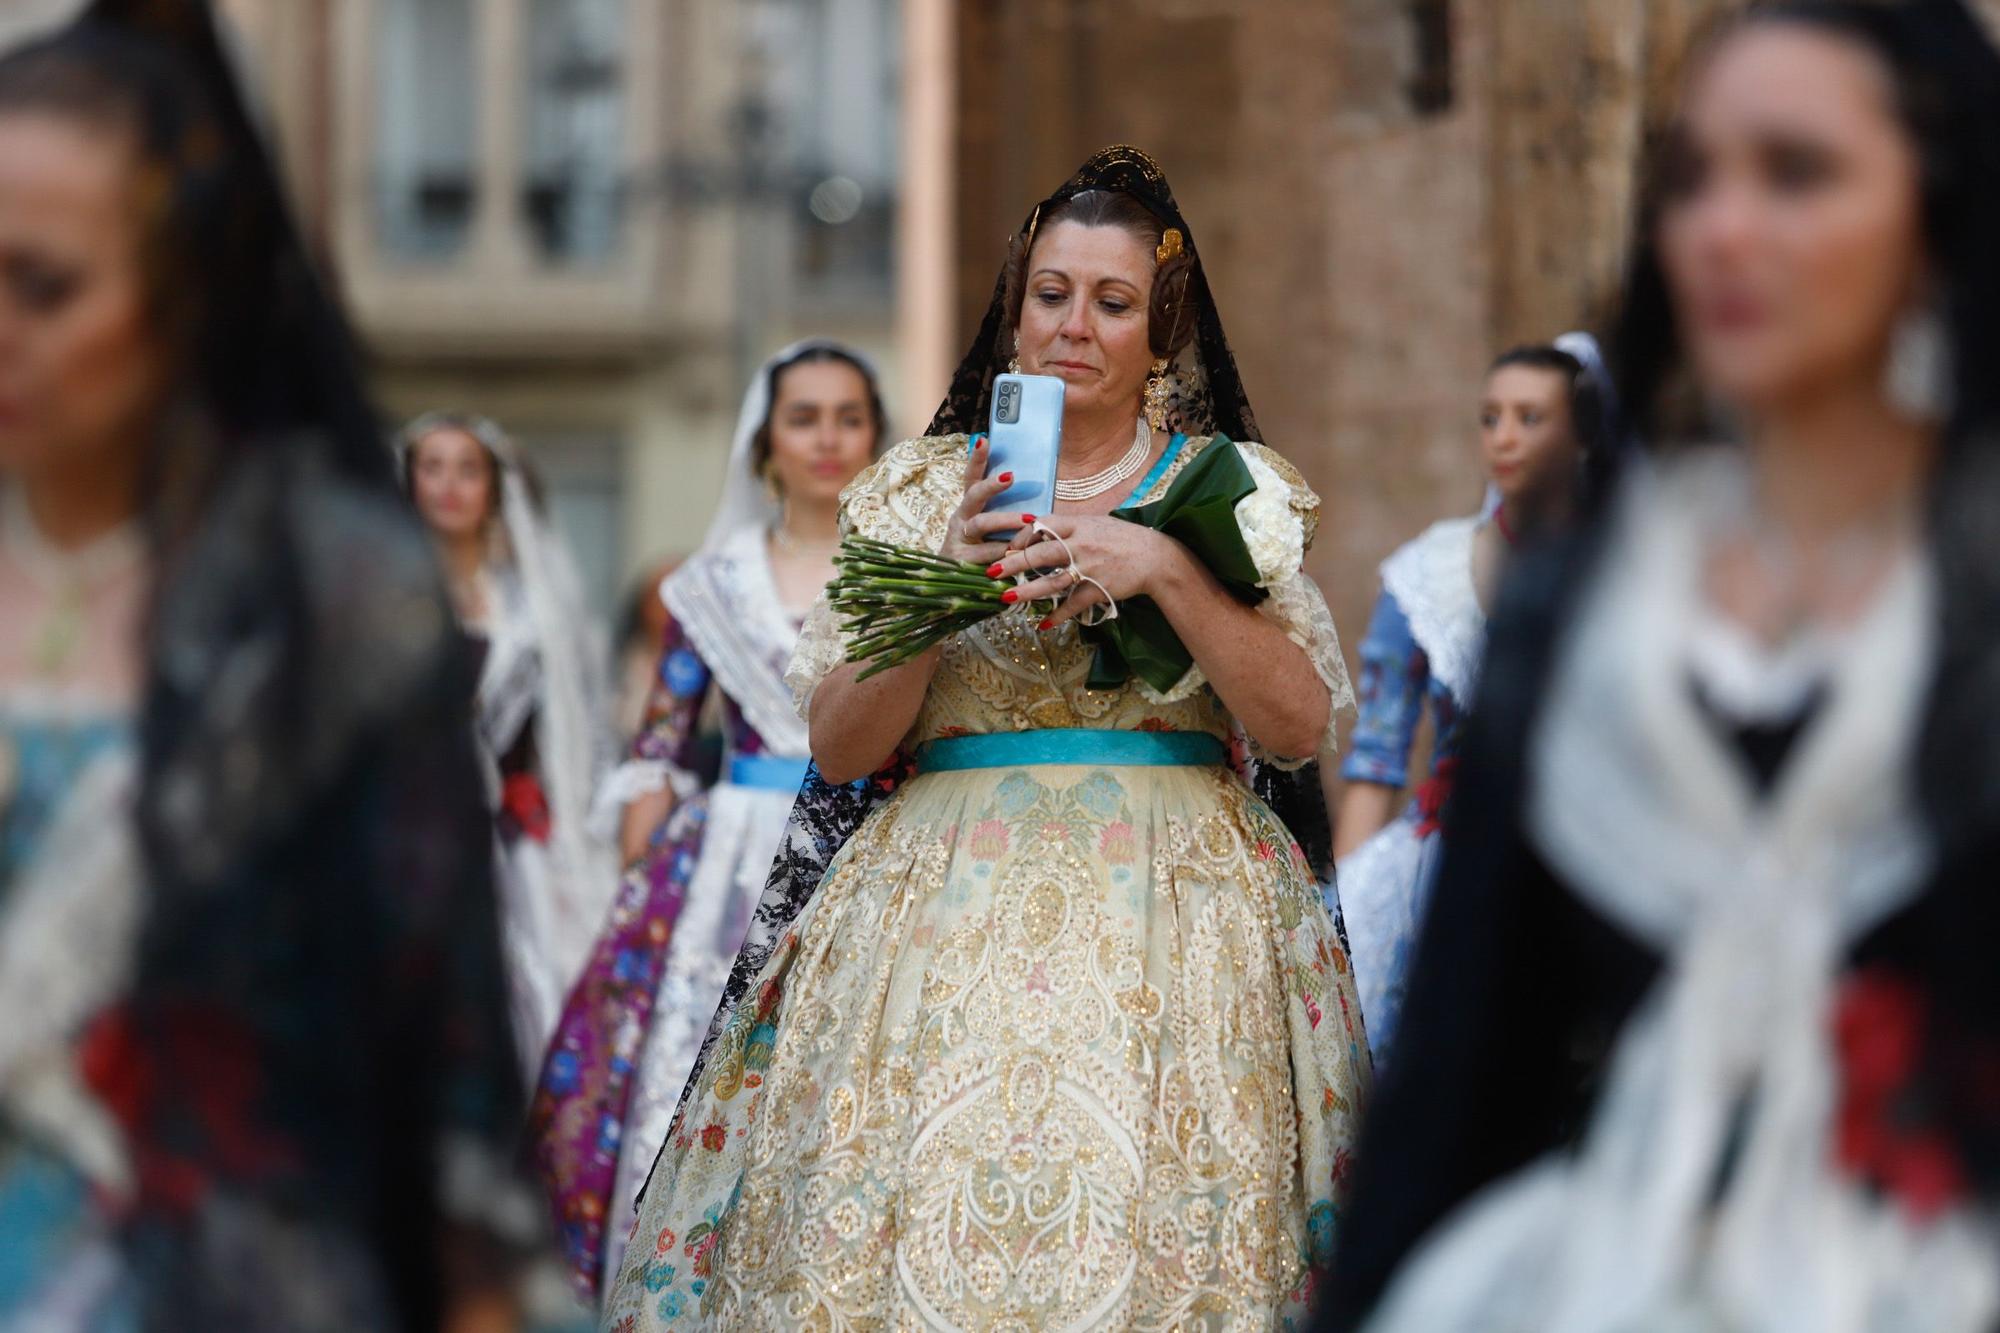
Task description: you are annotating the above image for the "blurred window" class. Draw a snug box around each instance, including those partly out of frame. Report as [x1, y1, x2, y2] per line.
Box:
[375, 0, 478, 259]
[522, 0, 628, 264]
[521, 430, 624, 619]
[755, 0, 900, 310]
[1406, 0, 1454, 116]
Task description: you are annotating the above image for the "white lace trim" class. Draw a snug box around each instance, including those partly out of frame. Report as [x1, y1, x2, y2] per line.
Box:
[1369, 453, 1976, 1333]
[1378, 515, 1484, 707]
[0, 748, 141, 1196]
[1248, 569, 1356, 768]
[663, 526, 809, 756]
[587, 758, 703, 841]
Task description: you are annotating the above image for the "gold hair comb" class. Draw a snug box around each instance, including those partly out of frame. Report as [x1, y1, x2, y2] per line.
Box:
[1156, 228, 1184, 267]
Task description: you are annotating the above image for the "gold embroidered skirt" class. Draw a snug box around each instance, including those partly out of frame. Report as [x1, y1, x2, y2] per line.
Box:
[603, 760, 1369, 1331]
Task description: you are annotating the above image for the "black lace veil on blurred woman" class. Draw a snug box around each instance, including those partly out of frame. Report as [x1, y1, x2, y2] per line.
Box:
[0, 0, 530, 1328]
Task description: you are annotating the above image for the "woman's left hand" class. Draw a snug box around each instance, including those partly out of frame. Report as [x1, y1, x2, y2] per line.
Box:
[991, 514, 1183, 630]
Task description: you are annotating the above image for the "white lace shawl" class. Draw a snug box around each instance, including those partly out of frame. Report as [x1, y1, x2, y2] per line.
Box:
[663, 526, 809, 759]
[0, 748, 141, 1198]
[1368, 453, 1992, 1333]
[1378, 515, 1485, 708]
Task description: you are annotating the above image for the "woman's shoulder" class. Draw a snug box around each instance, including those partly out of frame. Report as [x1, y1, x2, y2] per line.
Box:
[840, 435, 972, 548]
[1186, 435, 1323, 550]
[1386, 513, 1482, 572]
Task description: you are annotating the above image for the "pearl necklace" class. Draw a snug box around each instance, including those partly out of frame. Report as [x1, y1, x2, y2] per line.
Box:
[1054, 418, 1152, 502]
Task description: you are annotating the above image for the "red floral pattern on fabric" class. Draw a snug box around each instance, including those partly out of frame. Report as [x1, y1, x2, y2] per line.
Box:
[1833, 968, 1967, 1223]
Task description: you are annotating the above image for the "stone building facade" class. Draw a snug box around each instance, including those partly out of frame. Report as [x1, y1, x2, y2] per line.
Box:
[916, 0, 2000, 709]
[2, 0, 904, 619]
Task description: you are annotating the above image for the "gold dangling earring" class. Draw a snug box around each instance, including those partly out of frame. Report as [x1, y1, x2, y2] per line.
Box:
[1144, 357, 1172, 431]
[1007, 332, 1022, 376]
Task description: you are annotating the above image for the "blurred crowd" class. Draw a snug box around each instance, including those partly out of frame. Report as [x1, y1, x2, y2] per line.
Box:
[6, 1, 2000, 1331]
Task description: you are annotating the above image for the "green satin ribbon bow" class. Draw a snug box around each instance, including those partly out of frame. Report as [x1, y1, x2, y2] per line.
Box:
[1084, 434, 1269, 694]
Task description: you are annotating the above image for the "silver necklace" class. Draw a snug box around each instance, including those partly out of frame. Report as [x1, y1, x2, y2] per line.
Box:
[4, 489, 144, 679]
[772, 524, 839, 557]
[1055, 418, 1152, 502]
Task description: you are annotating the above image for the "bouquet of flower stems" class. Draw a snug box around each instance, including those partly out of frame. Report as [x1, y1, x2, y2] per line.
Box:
[830, 535, 1025, 680]
[829, 435, 1304, 692]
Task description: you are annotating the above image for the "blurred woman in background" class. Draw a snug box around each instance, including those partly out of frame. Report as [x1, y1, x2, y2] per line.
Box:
[402, 411, 617, 1084]
[1323, 3, 2000, 1329]
[529, 340, 884, 1299]
[0, 1, 528, 1328]
[1329, 334, 1610, 1062]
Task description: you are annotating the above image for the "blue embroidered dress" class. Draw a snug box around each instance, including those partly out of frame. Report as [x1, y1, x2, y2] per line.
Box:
[0, 492, 145, 1331]
[1331, 515, 1485, 1061]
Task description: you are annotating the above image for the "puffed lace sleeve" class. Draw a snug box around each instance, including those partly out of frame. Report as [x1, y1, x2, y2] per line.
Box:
[785, 436, 972, 718]
[1233, 442, 1356, 768]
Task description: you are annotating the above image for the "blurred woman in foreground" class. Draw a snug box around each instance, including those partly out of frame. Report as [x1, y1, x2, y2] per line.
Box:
[1323, 3, 2000, 1329]
[0, 2, 525, 1327]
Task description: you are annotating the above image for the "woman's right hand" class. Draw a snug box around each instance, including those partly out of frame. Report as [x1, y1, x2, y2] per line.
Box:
[619, 786, 678, 865]
[939, 437, 1029, 566]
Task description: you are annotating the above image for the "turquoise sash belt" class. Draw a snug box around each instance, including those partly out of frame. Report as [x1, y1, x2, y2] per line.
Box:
[728, 753, 811, 791]
[916, 728, 1226, 772]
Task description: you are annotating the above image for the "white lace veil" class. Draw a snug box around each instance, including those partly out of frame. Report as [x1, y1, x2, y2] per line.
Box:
[398, 413, 618, 992]
[700, 339, 883, 556]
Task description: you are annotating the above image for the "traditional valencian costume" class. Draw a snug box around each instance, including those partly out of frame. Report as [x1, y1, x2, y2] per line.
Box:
[1331, 509, 1484, 1060]
[603, 146, 1370, 1330]
[532, 341, 880, 1297]
[1326, 449, 2000, 1333]
[0, 3, 525, 1327]
[398, 413, 617, 1084]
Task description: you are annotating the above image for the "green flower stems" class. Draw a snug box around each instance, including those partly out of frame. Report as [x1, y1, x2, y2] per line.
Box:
[829, 535, 1017, 680]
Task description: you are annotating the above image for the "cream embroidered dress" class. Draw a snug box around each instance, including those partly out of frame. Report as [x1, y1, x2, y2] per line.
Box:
[603, 433, 1369, 1331]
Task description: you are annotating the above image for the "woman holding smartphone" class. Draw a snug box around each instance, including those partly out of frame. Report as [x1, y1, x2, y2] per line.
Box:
[603, 146, 1368, 1328]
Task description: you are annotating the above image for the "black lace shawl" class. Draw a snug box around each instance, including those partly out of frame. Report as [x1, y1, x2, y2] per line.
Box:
[11, 4, 526, 1326]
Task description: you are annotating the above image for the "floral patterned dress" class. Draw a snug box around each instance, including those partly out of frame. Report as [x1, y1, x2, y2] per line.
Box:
[1330, 516, 1484, 1062]
[603, 434, 1369, 1331]
[534, 526, 812, 1298]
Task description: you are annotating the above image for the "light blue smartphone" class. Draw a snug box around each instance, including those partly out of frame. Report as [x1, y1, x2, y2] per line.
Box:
[981, 372, 1063, 539]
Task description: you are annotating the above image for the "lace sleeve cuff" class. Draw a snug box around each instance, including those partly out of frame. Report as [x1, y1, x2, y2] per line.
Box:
[1249, 569, 1357, 770]
[785, 436, 972, 719]
[587, 758, 702, 840]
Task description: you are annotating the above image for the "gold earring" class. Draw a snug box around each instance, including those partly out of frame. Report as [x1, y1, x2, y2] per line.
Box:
[1007, 332, 1022, 376]
[1144, 357, 1172, 431]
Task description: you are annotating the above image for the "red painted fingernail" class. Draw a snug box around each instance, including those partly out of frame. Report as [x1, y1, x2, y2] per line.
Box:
[1020, 513, 1037, 524]
[1038, 618, 1055, 631]
[1001, 589, 1019, 604]
[997, 471, 1013, 484]
[986, 562, 1005, 577]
